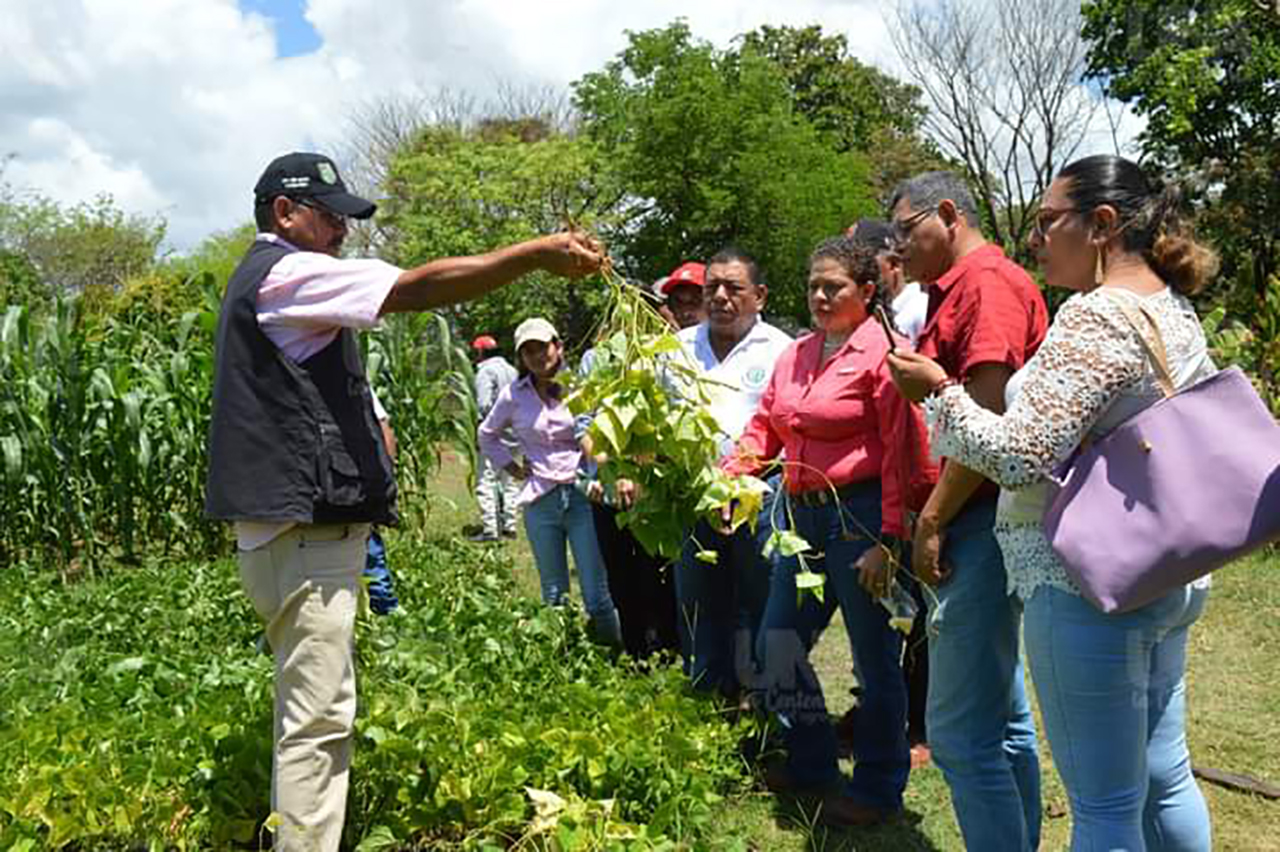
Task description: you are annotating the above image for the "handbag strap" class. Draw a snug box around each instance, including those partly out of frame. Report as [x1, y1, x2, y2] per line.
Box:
[1100, 289, 1176, 399]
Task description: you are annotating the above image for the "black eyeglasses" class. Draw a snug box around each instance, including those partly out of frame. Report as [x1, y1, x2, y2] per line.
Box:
[290, 197, 348, 228]
[892, 207, 934, 243]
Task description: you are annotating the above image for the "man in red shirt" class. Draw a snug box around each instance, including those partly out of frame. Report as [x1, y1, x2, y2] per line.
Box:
[888, 171, 1048, 852]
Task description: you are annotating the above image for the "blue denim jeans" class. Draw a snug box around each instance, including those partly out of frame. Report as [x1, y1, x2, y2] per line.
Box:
[523, 484, 621, 644]
[755, 482, 909, 810]
[363, 529, 399, 615]
[1024, 583, 1211, 851]
[927, 498, 1041, 851]
[675, 487, 777, 697]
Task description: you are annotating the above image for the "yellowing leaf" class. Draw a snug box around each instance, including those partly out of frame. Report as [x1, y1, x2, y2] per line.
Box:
[795, 570, 825, 604]
[764, 529, 812, 559]
[694, 549, 718, 564]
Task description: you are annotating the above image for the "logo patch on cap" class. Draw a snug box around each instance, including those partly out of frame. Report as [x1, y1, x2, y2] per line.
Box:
[317, 162, 338, 185]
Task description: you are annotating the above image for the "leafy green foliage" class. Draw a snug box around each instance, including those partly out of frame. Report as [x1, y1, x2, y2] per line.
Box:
[1082, 0, 1280, 287]
[0, 295, 222, 569]
[573, 22, 878, 325]
[0, 533, 751, 850]
[567, 277, 772, 559]
[381, 125, 625, 349]
[0, 190, 165, 300]
[1202, 275, 1280, 417]
[732, 24, 948, 197]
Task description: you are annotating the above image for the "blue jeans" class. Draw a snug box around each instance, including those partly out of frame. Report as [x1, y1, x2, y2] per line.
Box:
[756, 482, 909, 810]
[363, 529, 399, 615]
[675, 488, 777, 697]
[523, 484, 621, 645]
[927, 498, 1041, 851]
[1025, 584, 1211, 851]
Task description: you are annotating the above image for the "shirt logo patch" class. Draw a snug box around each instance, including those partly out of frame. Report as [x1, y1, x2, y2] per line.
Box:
[743, 366, 768, 390]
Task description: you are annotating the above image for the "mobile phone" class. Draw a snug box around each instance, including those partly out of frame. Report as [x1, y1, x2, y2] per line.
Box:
[873, 304, 898, 352]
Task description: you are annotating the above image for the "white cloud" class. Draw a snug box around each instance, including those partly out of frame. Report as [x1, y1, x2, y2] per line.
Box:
[3, 0, 1132, 253]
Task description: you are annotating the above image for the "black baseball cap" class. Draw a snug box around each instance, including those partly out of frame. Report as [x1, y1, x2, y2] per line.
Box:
[848, 218, 896, 252]
[253, 152, 376, 219]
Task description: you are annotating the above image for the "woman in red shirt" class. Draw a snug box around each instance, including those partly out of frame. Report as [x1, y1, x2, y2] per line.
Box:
[725, 235, 934, 826]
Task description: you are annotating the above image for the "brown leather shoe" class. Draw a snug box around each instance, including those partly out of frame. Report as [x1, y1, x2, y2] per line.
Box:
[819, 795, 900, 828]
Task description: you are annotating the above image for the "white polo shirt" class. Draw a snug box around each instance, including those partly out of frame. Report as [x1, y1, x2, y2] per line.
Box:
[677, 318, 793, 457]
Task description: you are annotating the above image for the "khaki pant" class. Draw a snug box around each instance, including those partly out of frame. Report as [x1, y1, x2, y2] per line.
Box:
[239, 523, 370, 852]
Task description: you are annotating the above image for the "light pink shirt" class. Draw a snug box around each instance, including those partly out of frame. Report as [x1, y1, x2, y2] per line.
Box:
[478, 375, 582, 508]
[237, 233, 403, 550]
[254, 233, 402, 362]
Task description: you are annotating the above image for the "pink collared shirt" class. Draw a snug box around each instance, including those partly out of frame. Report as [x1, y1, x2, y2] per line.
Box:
[723, 318, 937, 537]
[254, 233, 402, 363]
[478, 375, 582, 508]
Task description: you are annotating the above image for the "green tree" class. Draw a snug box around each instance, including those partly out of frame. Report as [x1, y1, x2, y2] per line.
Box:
[733, 24, 947, 196]
[0, 192, 164, 298]
[379, 123, 625, 350]
[1082, 0, 1280, 291]
[573, 22, 878, 325]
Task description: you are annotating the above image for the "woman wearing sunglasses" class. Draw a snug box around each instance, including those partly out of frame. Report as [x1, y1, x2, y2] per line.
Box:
[888, 154, 1217, 850]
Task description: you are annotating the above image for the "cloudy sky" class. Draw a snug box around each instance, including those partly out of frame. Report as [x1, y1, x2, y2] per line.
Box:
[0, 0, 1132, 252]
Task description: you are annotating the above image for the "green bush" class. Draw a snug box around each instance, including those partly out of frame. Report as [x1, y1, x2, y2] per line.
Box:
[0, 532, 752, 850]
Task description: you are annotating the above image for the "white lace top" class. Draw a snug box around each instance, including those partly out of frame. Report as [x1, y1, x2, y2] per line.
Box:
[924, 286, 1217, 600]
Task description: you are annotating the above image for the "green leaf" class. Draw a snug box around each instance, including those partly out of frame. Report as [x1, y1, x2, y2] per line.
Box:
[795, 570, 825, 604]
[355, 826, 401, 852]
[694, 549, 719, 564]
[106, 656, 147, 676]
[764, 529, 812, 559]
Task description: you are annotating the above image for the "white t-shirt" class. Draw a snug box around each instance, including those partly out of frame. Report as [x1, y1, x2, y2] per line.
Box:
[676, 318, 793, 457]
[236, 234, 403, 550]
[891, 281, 929, 348]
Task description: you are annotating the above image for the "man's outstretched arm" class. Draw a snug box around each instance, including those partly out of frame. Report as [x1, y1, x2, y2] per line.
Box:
[379, 232, 602, 315]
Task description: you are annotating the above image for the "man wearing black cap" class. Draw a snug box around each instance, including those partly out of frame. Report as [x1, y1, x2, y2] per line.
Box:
[206, 152, 602, 851]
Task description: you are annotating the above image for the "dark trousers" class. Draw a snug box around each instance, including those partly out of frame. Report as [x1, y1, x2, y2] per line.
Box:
[592, 504, 679, 659]
[903, 579, 929, 742]
[810, 541, 929, 743]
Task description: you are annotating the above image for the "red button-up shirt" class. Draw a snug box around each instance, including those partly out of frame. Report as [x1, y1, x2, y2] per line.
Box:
[915, 243, 1049, 504]
[723, 318, 937, 537]
[916, 244, 1048, 380]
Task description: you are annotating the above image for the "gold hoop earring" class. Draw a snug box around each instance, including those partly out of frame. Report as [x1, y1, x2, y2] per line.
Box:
[1095, 245, 1106, 286]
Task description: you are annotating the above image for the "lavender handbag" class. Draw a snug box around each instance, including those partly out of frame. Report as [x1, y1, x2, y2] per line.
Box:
[1041, 298, 1280, 614]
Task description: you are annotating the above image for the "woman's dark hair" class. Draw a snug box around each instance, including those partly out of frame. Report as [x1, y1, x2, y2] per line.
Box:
[1057, 155, 1218, 296]
[809, 235, 886, 314]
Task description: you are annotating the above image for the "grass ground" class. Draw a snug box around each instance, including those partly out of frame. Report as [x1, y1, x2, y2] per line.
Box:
[422, 452, 1280, 851]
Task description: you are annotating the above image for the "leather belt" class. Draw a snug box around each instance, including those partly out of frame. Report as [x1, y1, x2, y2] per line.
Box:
[789, 480, 876, 508]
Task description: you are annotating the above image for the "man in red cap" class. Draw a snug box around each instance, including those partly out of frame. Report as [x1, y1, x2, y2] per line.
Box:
[656, 262, 708, 330]
[471, 333, 520, 541]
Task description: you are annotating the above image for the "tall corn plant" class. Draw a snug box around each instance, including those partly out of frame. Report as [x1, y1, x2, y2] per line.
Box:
[366, 311, 479, 521]
[1, 277, 472, 572]
[0, 287, 220, 573]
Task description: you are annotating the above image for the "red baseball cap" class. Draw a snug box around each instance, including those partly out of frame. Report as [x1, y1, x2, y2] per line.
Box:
[471, 335, 498, 351]
[659, 262, 706, 295]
